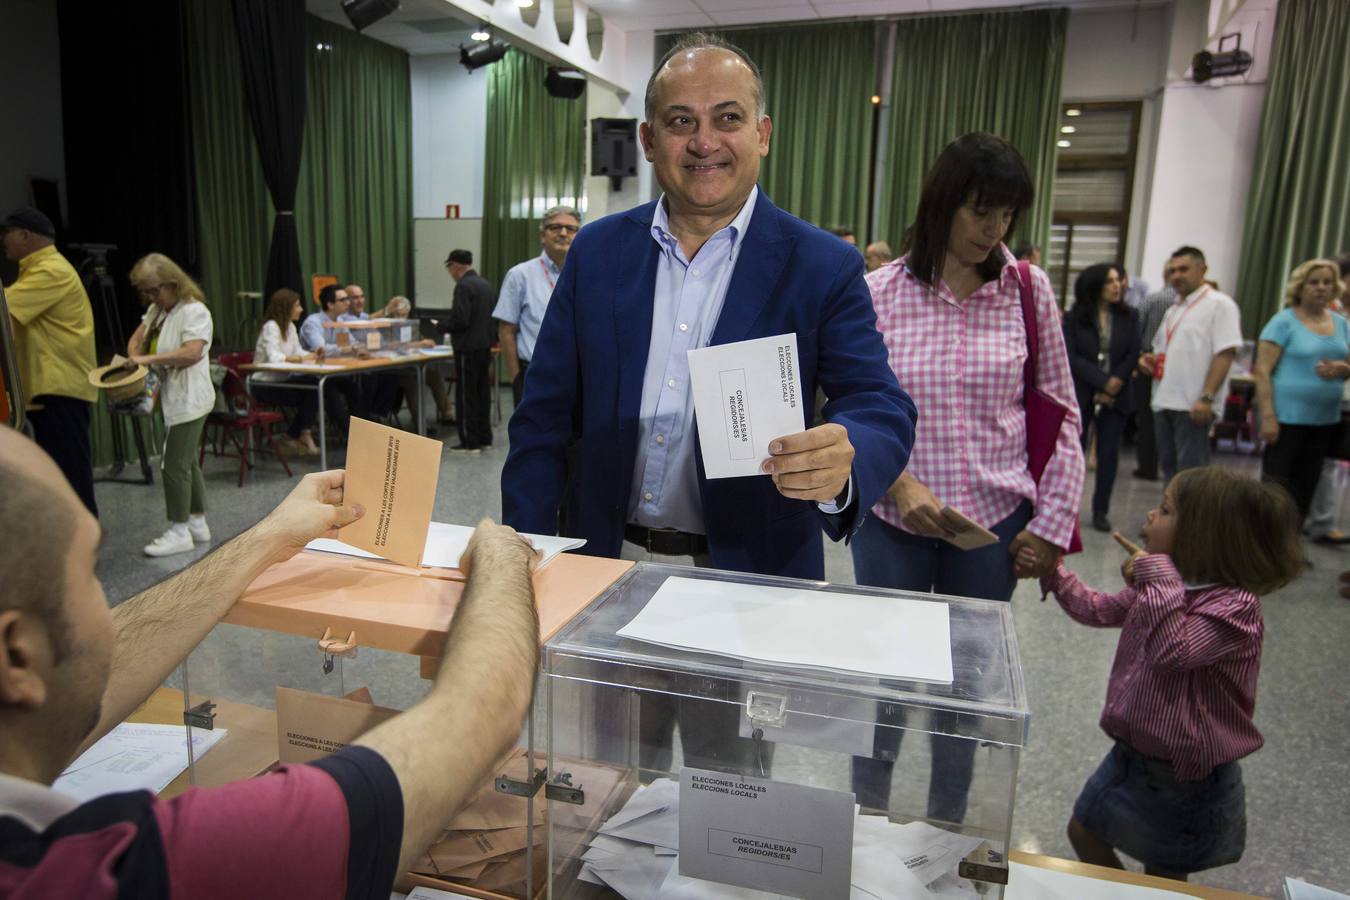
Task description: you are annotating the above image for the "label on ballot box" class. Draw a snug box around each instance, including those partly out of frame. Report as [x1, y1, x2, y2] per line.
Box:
[678, 767, 852, 898]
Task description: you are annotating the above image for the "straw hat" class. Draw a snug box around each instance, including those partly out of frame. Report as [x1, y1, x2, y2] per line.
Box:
[88, 356, 148, 404]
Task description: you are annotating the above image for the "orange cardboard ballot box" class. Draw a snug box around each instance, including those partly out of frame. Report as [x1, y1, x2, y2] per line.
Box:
[167, 547, 632, 900]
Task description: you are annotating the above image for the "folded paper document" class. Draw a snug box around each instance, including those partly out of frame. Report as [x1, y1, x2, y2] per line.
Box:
[338, 417, 442, 567]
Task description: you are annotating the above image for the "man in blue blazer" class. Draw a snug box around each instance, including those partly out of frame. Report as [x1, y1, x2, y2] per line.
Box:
[501, 33, 916, 582]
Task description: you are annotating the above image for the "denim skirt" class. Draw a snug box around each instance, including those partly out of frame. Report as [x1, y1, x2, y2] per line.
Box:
[1073, 740, 1247, 873]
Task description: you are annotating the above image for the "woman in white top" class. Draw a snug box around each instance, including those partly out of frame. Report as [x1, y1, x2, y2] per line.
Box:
[252, 288, 322, 457]
[126, 253, 215, 558]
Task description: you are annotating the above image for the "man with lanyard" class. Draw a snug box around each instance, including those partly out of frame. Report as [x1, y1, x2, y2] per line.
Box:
[493, 206, 579, 408]
[1145, 246, 1242, 482]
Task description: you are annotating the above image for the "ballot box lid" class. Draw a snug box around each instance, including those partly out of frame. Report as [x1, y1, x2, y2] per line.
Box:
[543, 563, 1029, 747]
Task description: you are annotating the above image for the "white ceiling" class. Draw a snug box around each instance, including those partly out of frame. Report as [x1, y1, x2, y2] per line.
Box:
[309, 0, 1165, 55]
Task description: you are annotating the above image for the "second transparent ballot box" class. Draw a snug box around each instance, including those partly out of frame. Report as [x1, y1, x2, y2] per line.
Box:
[324, 316, 419, 352]
[541, 563, 1030, 898]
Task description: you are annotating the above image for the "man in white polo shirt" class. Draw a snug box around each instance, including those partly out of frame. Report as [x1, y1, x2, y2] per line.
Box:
[1146, 246, 1243, 481]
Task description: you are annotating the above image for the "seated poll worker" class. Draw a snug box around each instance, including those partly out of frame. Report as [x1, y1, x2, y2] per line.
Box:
[0, 426, 541, 899]
[502, 32, 916, 580]
[500, 33, 915, 774]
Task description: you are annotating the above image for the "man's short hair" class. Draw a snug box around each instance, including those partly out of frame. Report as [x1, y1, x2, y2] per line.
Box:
[826, 226, 855, 240]
[645, 32, 765, 123]
[540, 206, 581, 227]
[0, 449, 74, 661]
[446, 249, 473, 266]
[318, 284, 342, 309]
[1171, 245, 1206, 265]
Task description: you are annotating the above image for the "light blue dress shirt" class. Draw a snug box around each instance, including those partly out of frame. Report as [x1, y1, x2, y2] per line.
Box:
[493, 251, 562, 363]
[338, 311, 369, 322]
[299, 311, 347, 352]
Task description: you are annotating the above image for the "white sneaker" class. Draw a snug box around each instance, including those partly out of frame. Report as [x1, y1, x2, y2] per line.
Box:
[188, 520, 211, 543]
[144, 528, 194, 557]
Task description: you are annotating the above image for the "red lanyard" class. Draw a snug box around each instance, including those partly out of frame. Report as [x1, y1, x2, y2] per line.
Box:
[539, 259, 557, 292]
[1163, 286, 1211, 348]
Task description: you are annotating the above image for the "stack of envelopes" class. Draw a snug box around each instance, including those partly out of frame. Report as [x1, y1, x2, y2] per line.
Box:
[576, 779, 990, 899]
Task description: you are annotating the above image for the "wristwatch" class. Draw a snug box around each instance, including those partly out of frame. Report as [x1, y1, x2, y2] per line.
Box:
[1199, 393, 1215, 404]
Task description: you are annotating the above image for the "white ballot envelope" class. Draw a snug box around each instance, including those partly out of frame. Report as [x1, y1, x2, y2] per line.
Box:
[688, 333, 805, 479]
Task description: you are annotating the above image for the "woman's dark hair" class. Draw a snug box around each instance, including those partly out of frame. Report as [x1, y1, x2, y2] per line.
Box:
[1069, 263, 1122, 327]
[902, 133, 1035, 287]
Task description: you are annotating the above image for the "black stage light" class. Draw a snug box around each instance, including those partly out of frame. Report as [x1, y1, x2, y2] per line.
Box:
[342, 0, 400, 32]
[544, 66, 587, 100]
[461, 39, 509, 72]
[1192, 34, 1252, 83]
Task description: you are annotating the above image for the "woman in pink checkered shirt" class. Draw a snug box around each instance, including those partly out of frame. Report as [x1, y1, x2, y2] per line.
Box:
[851, 134, 1085, 820]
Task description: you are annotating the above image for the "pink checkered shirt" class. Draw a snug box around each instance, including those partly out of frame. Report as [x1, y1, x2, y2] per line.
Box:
[866, 253, 1084, 549]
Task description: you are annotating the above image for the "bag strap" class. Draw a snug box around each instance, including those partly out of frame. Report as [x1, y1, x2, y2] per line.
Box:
[1016, 260, 1038, 393]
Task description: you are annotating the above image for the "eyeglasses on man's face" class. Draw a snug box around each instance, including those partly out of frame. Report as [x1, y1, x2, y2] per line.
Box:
[542, 222, 578, 235]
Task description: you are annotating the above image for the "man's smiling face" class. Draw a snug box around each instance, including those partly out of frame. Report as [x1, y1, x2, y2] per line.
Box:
[640, 47, 771, 220]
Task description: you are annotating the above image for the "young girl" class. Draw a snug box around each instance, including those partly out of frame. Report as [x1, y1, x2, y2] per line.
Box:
[1038, 466, 1303, 879]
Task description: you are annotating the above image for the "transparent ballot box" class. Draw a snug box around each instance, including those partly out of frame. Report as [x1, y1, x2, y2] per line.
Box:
[541, 563, 1029, 899]
[165, 547, 633, 899]
[323, 316, 419, 351]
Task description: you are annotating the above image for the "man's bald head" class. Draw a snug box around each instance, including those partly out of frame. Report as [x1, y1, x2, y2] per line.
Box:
[0, 428, 79, 659]
[645, 32, 765, 123]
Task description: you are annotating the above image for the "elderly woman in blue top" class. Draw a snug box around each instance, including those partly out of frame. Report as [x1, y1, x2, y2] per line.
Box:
[1252, 258, 1349, 521]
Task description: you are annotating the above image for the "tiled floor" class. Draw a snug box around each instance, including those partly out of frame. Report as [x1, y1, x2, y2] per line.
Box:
[92, 410, 1350, 898]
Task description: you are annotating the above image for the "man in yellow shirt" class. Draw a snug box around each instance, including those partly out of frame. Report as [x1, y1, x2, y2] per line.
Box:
[2, 207, 99, 515]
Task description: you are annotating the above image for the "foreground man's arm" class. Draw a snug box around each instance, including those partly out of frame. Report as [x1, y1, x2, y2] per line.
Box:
[81, 471, 363, 753]
[355, 520, 541, 875]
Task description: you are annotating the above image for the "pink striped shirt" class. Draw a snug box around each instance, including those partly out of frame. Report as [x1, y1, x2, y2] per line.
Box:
[1045, 555, 1264, 780]
[865, 254, 1084, 548]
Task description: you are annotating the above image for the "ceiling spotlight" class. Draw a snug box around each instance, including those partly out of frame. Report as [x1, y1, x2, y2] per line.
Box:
[341, 0, 400, 32]
[870, 94, 881, 105]
[461, 38, 509, 72]
[1192, 34, 1252, 83]
[1057, 139, 1072, 148]
[545, 66, 587, 99]
[1065, 108, 1081, 117]
[471, 24, 490, 41]
[1060, 125, 1076, 134]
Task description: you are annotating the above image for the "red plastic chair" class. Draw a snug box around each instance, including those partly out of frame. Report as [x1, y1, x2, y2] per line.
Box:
[200, 351, 293, 486]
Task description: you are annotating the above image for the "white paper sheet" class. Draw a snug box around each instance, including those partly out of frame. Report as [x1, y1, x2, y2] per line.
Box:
[54, 723, 228, 802]
[854, 818, 984, 886]
[687, 333, 806, 479]
[1005, 862, 1193, 899]
[616, 577, 954, 684]
[306, 521, 586, 570]
[598, 779, 679, 850]
[253, 361, 345, 372]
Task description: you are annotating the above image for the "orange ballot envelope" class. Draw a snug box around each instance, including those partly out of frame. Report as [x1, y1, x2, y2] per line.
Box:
[338, 417, 442, 567]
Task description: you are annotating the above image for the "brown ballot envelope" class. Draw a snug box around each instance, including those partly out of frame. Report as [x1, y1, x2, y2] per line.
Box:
[338, 417, 442, 567]
[939, 506, 999, 550]
[275, 687, 399, 764]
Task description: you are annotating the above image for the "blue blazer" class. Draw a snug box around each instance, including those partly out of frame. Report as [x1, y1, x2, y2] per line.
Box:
[500, 191, 916, 579]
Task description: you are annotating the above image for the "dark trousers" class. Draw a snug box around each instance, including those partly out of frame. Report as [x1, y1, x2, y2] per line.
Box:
[1083, 404, 1127, 517]
[1262, 422, 1337, 521]
[511, 359, 529, 408]
[1156, 409, 1211, 483]
[29, 395, 98, 517]
[251, 382, 321, 438]
[1133, 372, 1158, 476]
[361, 373, 400, 419]
[848, 501, 1032, 822]
[456, 349, 492, 448]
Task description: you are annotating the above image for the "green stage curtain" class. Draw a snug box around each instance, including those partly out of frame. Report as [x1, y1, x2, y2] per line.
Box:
[1236, 0, 1350, 335]
[876, 8, 1066, 254]
[185, 2, 411, 351]
[717, 23, 877, 235]
[482, 49, 586, 286]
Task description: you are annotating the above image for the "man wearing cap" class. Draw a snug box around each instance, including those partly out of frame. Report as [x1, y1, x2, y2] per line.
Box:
[1, 207, 99, 516]
[444, 250, 496, 453]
